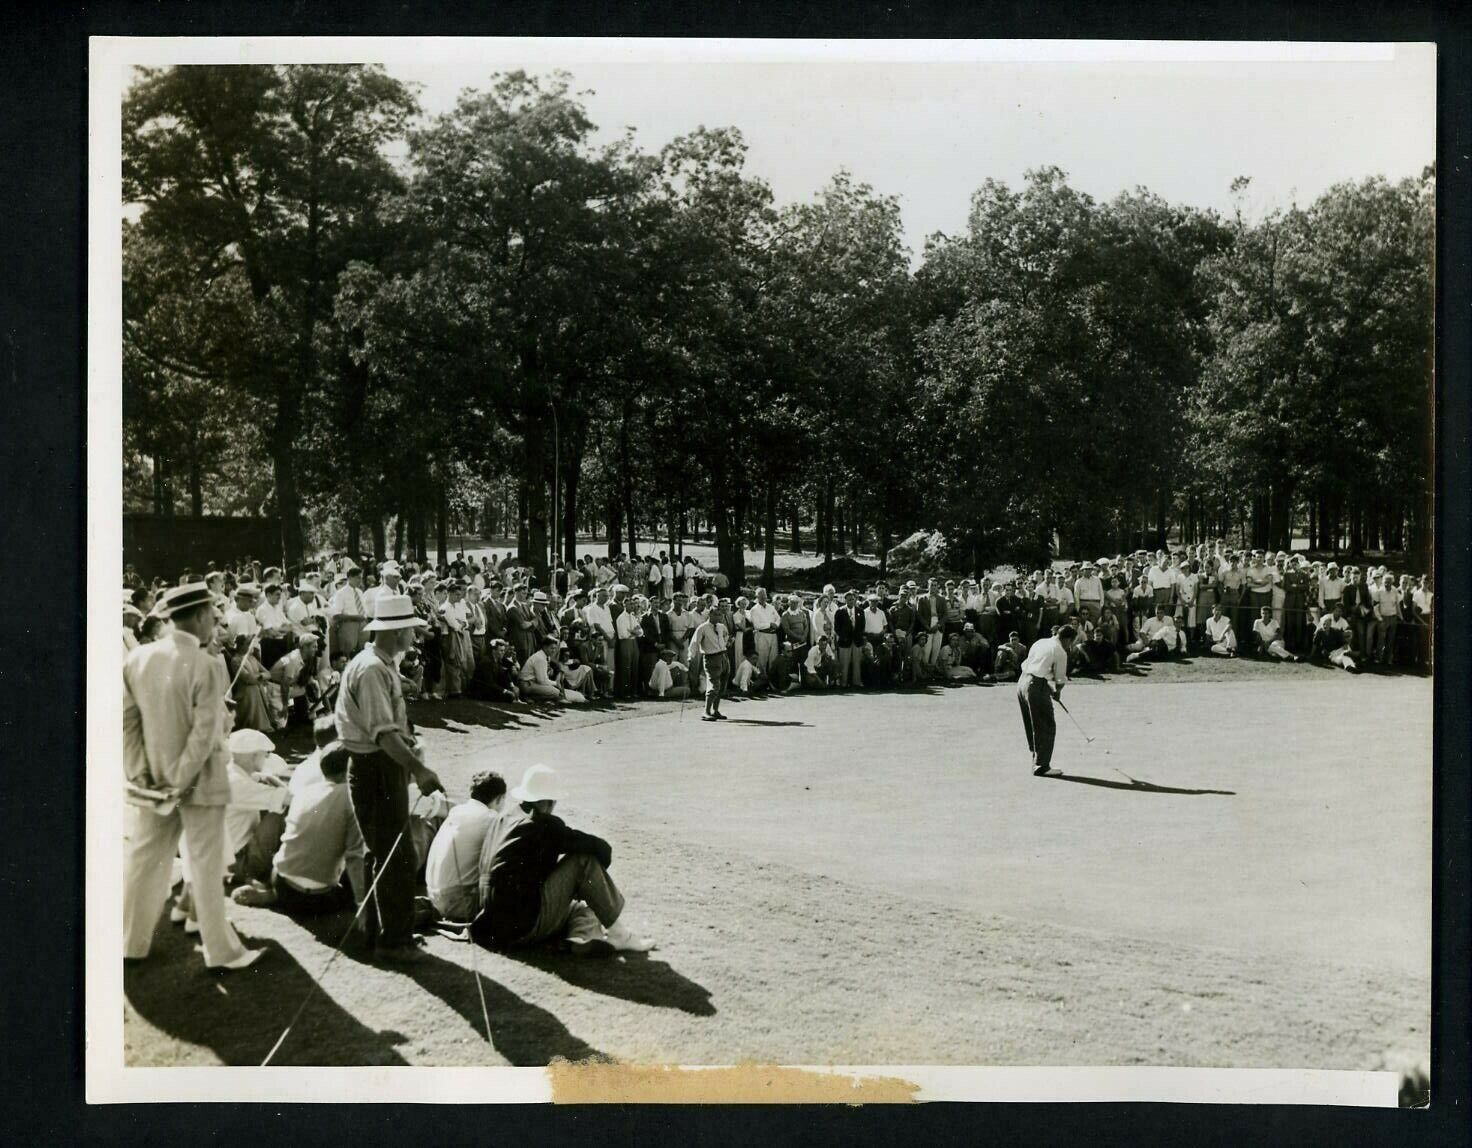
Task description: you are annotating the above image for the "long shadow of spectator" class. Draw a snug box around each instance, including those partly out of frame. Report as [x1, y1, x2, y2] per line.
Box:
[123, 914, 410, 1066]
[502, 947, 718, 1017]
[409, 697, 558, 734]
[724, 718, 811, 728]
[1047, 770, 1235, 797]
[396, 944, 608, 1065]
[229, 908, 605, 1065]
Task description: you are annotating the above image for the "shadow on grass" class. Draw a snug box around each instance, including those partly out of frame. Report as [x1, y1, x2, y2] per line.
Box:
[408, 697, 560, 734]
[124, 914, 410, 1066]
[504, 947, 717, 1017]
[723, 718, 812, 728]
[1048, 770, 1235, 797]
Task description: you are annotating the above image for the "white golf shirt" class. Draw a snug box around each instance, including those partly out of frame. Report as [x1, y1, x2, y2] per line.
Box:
[1019, 635, 1070, 687]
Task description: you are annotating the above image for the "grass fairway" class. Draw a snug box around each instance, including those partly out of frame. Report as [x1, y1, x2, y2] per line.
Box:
[123, 661, 1431, 1070]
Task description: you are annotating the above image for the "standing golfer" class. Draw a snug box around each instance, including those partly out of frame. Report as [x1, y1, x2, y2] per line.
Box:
[336, 592, 444, 963]
[1017, 623, 1078, 778]
[689, 598, 730, 722]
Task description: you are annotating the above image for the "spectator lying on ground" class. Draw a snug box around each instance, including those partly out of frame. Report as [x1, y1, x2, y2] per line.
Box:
[470, 764, 654, 957]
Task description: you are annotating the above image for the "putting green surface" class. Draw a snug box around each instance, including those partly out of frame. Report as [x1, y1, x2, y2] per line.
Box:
[123, 664, 1431, 1070]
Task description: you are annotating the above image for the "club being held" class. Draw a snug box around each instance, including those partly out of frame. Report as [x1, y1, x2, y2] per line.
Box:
[1055, 695, 1094, 743]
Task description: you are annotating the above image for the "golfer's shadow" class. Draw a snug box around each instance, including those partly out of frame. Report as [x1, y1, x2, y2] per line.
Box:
[1049, 770, 1235, 797]
[505, 947, 717, 1017]
[723, 718, 811, 728]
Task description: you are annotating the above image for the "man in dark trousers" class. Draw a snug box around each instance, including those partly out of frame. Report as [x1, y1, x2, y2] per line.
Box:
[833, 590, 864, 688]
[1017, 623, 1078, 778]
[335, 592, 445, 963]
[470, 764, 653, 955]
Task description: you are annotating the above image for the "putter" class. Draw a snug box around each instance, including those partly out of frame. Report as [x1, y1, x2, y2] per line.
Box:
[1056, 696, 1094, 743]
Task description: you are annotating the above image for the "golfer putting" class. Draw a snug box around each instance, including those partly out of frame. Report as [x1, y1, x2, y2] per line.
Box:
[1017, 623, 1079, 777]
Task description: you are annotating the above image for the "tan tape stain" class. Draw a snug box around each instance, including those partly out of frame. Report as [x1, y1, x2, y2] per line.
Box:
[548, 1060, 920, 1104]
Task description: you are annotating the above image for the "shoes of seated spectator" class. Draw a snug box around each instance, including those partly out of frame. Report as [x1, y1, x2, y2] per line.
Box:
[215, 947, 266, 973]
[567, 934, 616, 958]
[183, 917, 200, 935]
[374, 937, 429, 965]
[231, 883, 278, 907]
[605, 918, 656, 952]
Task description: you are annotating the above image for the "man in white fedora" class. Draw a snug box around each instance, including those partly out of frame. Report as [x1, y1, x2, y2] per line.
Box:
[123, 582, 265, 972]
[363, 559, 404, 615]
[335, 591, 444, 963]
[471, 764, 654, 956]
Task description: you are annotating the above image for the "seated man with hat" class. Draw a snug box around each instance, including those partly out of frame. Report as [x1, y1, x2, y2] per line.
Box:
[471, 764, 654, 956]
[469, 637, 523, 702]
[990, 631, 1028, 682]
[649, 647, 692, 699]
[519, 634, 587, 704]
[270, 632, 324, 726]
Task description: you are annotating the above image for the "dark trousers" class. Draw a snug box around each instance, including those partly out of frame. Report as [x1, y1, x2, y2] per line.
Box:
[703, 650, 729, 713]
[346, 750, 415, 948]
[1017, 672, 1056, 771]
[272, 870, 355, 917]
[616, 637, 640, 697]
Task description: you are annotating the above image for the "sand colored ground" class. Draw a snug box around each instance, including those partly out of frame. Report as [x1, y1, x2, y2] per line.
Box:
[123, 660, 1431, 1070]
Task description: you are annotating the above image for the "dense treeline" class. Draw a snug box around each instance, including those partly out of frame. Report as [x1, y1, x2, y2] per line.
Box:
[122, 65, 1434, 586]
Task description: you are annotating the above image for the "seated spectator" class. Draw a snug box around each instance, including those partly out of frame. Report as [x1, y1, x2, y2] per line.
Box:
[269, 632, 323, 727]
[519, 635, 586, 704]
[554, 644, 599, 698]
[233, 742, 366, 916]
[1328, 624, 1362, 673]
[958, 623, 991, 674]
[425, 770, 508, 922]
[1126, 607, 1183, 663]
[990, 631, 1027, 682]
[1079, 613, 1120, 672]
[468, 638, 522, 702]
[768, 645, 799, 693]
[802, 636, 834, 688]
[650, 649, 693, 700]
[1311, 604, 1352, 661]
[470, 765, 654, 956]
[1203, 604, 1237, 657]
[1252, 606, 1298, 662]
[221, 727, 291, 885]
[936, 632, 977, 682]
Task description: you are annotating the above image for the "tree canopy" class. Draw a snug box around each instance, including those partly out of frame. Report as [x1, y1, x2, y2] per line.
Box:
[123, 64, 1435, 580]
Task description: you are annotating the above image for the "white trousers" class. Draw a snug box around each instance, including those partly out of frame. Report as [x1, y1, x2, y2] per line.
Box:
[754, 632, 778, 673]
[924, 630, 943, 665]
[123, 803, 247, 968]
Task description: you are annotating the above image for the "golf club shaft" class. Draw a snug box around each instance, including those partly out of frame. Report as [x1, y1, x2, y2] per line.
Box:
[1056, 696, 1093, 742]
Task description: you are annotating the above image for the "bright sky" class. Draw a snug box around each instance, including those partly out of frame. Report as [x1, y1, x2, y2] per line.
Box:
[109, 39, 1436, 258]
[378, 41, 1436, 258]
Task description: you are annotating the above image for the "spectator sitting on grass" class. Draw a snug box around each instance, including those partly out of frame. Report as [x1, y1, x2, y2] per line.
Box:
[1126, 606, 1183, 663]
[802, 635, 834, 688]
[1204, 603, 1237, 657]
[471, 764, 655, 957]
[424, 770, 507, 923]
[990, 631, 1027, 682]
[936, 632, 977, 682]
[650, 648, 692, 699]
[232, 740, 366, 916]
[1252, 606, 1300, 662]
[1311, 604, 1352, 661]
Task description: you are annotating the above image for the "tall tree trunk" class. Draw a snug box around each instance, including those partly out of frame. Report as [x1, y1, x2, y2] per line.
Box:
[1155, 487, 1167, 549]
[435, 479, 449, 567]
[563, 464, 580, 565]
[371, 516, 386, 562]
[762, 477, 778, 591]
[790, 502, 802, 553]
[878, 506, 890, 578]
[393, 508, 404, 561]
[188, 459, 203, 518]
[607, 493, 623, 558]
[347, 521, 361, 559]
[836, 504, 846, 555]
[516, 480, 530, 560]
[666, 495, 678, 559]
[815, 494, 826, 560]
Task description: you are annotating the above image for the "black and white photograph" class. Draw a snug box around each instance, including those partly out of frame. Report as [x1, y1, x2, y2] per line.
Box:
[87, 37, 1436, 1105]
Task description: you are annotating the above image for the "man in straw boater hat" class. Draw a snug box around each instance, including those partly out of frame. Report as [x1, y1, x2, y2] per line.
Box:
[471, 764, 654, 957]
[335, 591, 445, 963]
[123, 582, 265, 972]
